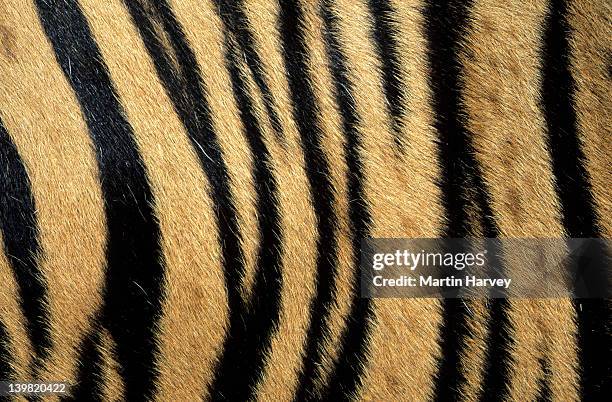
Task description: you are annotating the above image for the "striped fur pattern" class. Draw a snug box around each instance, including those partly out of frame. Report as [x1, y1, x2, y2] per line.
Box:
[0, 0, 610, 400]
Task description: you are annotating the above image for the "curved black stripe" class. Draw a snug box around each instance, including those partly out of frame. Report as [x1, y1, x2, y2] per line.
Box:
[213, 0, 285, 142]
[542, 2, 600, 239]
[302, 1, 375, 400]
[366, 0, 407, 150]
[0, 319, 13, 380]
[121, 1, 276, 398]
[0, 117, 51, 376]
[540, 0, 611, 399]
[423, 2, 479, 399]
[274, 0, 349, 400]
[422, 2, 513, 401]
[35, 2, 165, 400]
[478, 298, 514, 400]
[123, 0, 245, 322]
[205, 30, 284, 400]
[64, 321, 104, 402]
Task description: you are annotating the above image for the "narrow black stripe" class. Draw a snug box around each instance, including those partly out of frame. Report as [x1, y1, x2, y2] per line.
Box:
[63, 322, 104, 402]
[431, 299, 468, 402]
[423, 0, 495, 238]
[0, 117, 51, 376]
[0, 319, 13, 380]
[275, 0, 348, 400]
[366, 0, 407, 150]
[205, 30, 284, 400]
[123, 0, 245, 323]
[422, 1, 513, 401]
[121, 0, 266, 398]
[213, 0, 285, 142]
[303, 1, 375, 400]
[542, 2, 600, 238]
[478, 298, 514, 400]
[424, 2, 479, 399]
[321, 301, 373, 399]
[541, 0, 611, 399]
[35, 2, 165, 400]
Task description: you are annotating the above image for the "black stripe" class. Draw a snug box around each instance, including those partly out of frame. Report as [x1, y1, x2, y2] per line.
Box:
[35, 2, 165, 400]
[423, 2, 478, 399]
[431, 299, 468, 402]
[122, 0, 245, 322]
[0, 117, 51, 376]
[63, 321, 104, 402]
[308, 1, 375, 400]
[366, 0, 407, 150]
[574, 299, 612, 399]
[542, 1, 600, 238]
[205, 30, 284, 400]
[275, 0, 348, 400]
[213, 0, 285, 142]
[422, 2, 514, 401]
[0, 319, 13, 380]
[121, 0, 264, 398]
[321, 301, 373, 399]
[540, 0, 611, 399]
[478, 298, 514, 400]
[422, 0, 495, 238]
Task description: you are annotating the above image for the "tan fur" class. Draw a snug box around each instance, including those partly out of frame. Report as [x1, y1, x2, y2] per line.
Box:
[568, 0, 612, 238]
[285, 1, 361, 397]
[457, 300, 491, 402]
[97, 329, 122, 401]
[234, 1, 320, 398]
[77, 0, 232, 398]
[167, 0, 261, 307]
[462, 0, 579, 400]
[0, 0, 608, 400]
[0, 0, 107, 388]
[326, 0, 445, 399]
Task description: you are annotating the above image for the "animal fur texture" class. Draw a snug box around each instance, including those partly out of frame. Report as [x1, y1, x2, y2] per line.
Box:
[0, 0, 610, 400]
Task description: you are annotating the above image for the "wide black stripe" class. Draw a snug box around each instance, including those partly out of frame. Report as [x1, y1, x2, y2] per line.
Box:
[0, 117, 51, 376]
[204, 30, 284, 400]
[306, 1, 375, 400]
[540, 0, 611, 399]
[35, 2, 165, 400]
[574, 299, 612, 399]
[366, 0, 407, 150]
[213, 0, 285, 142]
[0, 319, 13, 380]
[275, 0, 347, 400]
[422, 2, 514, 401]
